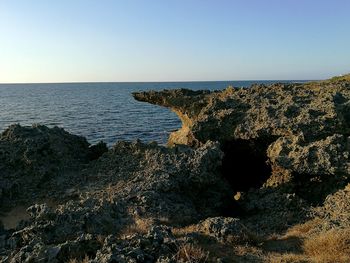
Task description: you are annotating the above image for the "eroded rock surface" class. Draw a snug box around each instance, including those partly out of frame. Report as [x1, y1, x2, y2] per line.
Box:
[84, 140, 229, 223]
[134, 75, 350, 204]
[133, 77, 350, 145]
[0, 124, 107, 210]
[313, 183, 350, 229]
[0, 127, 231, 262]
[1, 75, 350, 262]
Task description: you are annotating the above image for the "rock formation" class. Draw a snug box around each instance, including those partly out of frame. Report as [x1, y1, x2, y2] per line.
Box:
[134, 74, 350, 208]
[133, 76, 350, 145]
[1, 74, 350, 262]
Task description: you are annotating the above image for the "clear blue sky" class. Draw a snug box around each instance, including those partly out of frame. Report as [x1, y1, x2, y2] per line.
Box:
[0, 0, 349, 83]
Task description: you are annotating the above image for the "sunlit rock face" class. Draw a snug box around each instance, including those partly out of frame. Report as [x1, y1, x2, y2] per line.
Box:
[133, 77, 350, 146]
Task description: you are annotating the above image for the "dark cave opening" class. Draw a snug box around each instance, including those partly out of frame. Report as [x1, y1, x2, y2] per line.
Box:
[220, 138, 273, 193]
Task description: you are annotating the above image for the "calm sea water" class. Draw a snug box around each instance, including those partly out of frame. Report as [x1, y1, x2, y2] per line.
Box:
[0, 81, 306, 146]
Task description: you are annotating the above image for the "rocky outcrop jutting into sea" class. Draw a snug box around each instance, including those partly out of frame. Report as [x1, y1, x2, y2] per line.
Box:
[1, 74, 350, 262]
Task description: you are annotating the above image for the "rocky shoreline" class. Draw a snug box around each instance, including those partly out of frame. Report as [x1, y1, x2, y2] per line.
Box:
[1, 74, 350, 262]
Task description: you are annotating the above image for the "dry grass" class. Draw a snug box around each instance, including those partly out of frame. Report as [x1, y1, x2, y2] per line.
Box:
[172, 224, 198, 237]
[86, 212, 350, 263]
[285, 218, 323, 238]
[234, 244, 263, 257]
[172, 222, 265, 263]
[105, 183, 115, 202]
[67, 255, 90, 263]
[260, 222, 350, 262]
[96, 234, 105, 245]
[263, 253, 307, 263]
[175, 243, 209, 263]
[252, 224, 350, 262]
[118, 218, 153, 238]
[175, 229, 238, 261]
[174, 223, 259, 245]
[303, 228, 350, 263]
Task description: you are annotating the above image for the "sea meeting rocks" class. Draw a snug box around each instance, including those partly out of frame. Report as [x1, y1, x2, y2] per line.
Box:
[1, 74, 350, 262]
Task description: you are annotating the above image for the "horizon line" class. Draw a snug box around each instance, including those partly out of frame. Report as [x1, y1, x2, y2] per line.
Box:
[0, 78, 316, 85]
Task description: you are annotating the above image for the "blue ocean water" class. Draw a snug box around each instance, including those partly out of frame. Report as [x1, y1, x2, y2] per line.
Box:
[0, 81, 306, 146]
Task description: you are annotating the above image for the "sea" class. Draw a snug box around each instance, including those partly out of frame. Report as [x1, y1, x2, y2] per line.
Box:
[0, 80, 307, 146]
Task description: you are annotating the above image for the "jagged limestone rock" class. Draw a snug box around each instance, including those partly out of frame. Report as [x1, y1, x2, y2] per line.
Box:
[0, 124, 93, 209]
[133, 78, 350, 146]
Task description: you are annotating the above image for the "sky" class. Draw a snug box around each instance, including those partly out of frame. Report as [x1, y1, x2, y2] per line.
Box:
[0, 0, 350, 83]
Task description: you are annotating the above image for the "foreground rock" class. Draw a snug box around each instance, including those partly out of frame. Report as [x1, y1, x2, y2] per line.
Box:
[84, 140, 230, 223]
[1, 74, 350, 262]
[0, 124, 107, 210]
[0, 127, 231, 262]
